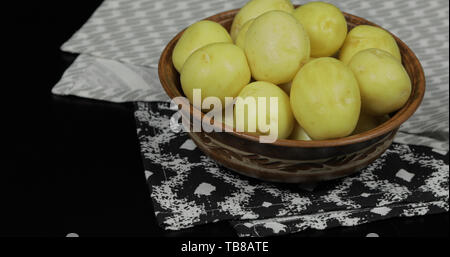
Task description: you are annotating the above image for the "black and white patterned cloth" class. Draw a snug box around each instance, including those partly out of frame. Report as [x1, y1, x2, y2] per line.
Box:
[135, 102, 449, 237]
[50, 0, 449, 236]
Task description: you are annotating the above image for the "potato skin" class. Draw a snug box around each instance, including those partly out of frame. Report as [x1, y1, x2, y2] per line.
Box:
[245, 11, 310, 84]
[180, 43, 251, 108]
[172, 20, 232, 72]
[278, 57, 316, 95]
[290, 57, 361, 140]
[230, 0, 294, 41]
[352, 113, 390, 135]
[339, 25, 401, 65]
[293, 2, 347, 57]
[289, 123, 312, 140]
[235, 19, 255, 49]
[235, 81, 294, 139]
[278, 81, 292, 95]
[348, 48, 411, 115]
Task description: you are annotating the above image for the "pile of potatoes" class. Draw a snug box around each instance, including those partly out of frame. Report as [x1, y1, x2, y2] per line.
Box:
[172, 0, 412, 141]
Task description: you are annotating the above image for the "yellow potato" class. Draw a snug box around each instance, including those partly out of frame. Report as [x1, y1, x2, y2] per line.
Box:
[235, 19, 255, 49]
[289, 123, 312, 140]
[352, 113, 390, 135]
[278, 57, 316, 95]
[172, 20, 232, 72]
[339, 25, 401, 65]
[293, 2, 347, 57]
[180, 43, 251, 108]
[235, 81, 294, 140]
[245, 11, 310, 84]
[290, 57, 361, 140]
[230, 0, 294, 41]
[279, 81, 292, 95]
[348, 48, 411, 115]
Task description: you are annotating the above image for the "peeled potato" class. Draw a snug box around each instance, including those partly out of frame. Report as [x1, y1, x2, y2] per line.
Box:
[235, 19, 255, 49]
[290, 57, 361, 140]
[352, 113, 390, 135]
[230, 0, 294, 41]
[289, 123, 312, 140]
[293, 2, 347, 57]
[180, 43, 251, 108]
[339, 25, 401, 65]
[349, 48, 411, 115]
[235, 81, 294, 140]
[245, 11, 310, 84]
[172, 20, 232, 72]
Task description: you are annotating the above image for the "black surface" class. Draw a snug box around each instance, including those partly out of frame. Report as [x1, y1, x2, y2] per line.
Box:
[3, 1, 448, 237]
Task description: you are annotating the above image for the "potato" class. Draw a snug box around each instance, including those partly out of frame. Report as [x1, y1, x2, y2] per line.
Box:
[230, 0, 294, 41]
[180, 43, 251, 108]
[172, 20, 232, 72]
[348, 48, 411, 115]
[290, 57, 361, 140]
[352, 113, 390, 135]
[293, 2, 347, 57]
[278, 57, 316, 95]
[235, 19, 255, 49]
[339, 25, 401, 65]
[289, 122, 312, 140]
[245, 11, 310, 84]
[235, 81, 294, 140]
[279, 81, 292, 95]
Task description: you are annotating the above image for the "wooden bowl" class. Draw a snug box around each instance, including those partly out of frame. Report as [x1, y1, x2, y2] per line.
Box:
[158, 8, 425, 183]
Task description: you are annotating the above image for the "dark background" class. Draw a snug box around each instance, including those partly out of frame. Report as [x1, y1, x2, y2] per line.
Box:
[2, 1, 448, 237]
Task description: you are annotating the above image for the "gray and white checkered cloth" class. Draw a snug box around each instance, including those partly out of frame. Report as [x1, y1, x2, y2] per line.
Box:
[53, 0, 449, 151]
[52, 0, 449, 236]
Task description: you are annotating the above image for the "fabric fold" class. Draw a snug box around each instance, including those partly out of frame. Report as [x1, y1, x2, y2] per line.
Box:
[51, 0, 449, 236]
[135, 101, 448, 237]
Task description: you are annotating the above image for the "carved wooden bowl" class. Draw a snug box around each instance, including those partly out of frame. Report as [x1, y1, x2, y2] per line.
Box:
[158, 8, 425, 183]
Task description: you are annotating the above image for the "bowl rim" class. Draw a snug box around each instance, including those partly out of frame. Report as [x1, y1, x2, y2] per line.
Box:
[158, 8, 426, 148]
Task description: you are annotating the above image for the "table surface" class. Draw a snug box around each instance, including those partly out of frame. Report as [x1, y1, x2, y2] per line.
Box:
[3, 1, 448, 237]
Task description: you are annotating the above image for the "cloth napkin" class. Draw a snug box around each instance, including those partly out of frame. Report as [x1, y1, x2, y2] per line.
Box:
[53, 0, 450, 236]
[53, 0, 449, 150]
[135, 101, 448, 237]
